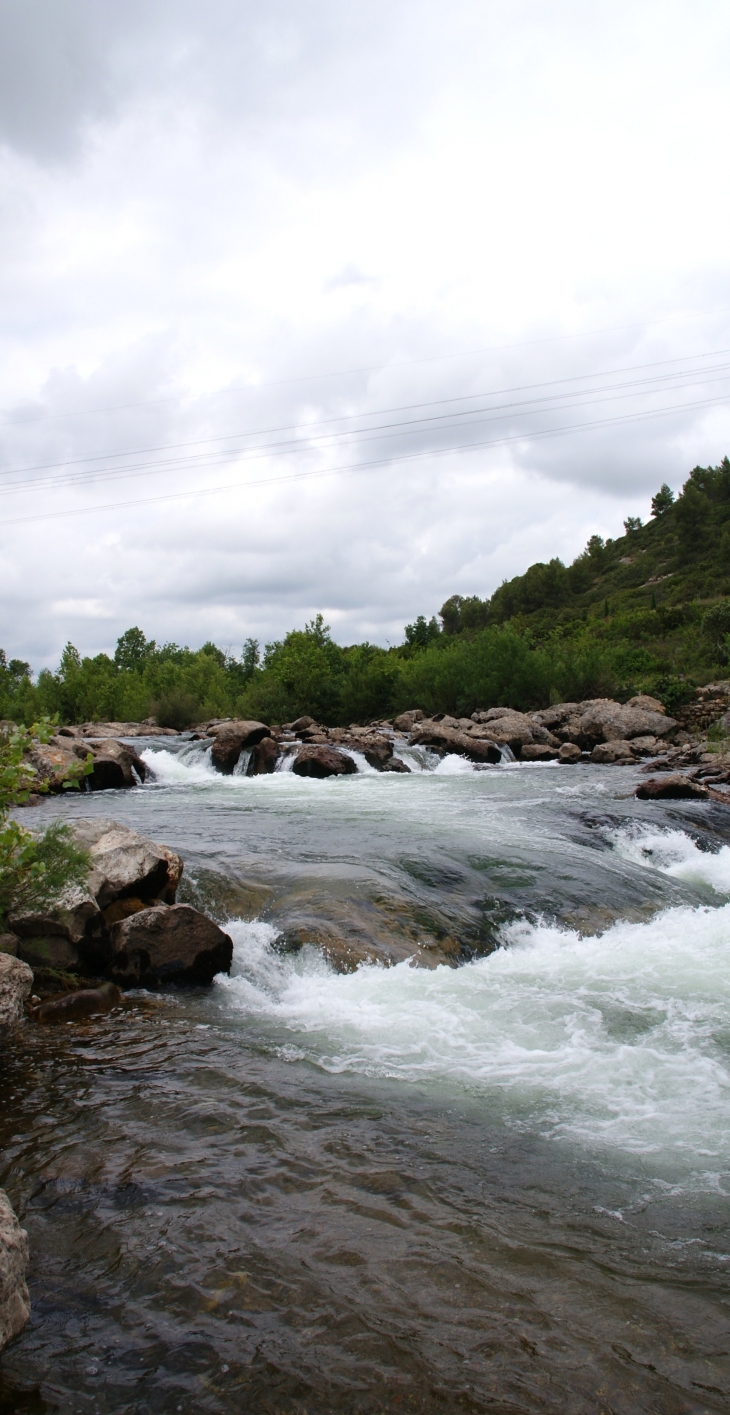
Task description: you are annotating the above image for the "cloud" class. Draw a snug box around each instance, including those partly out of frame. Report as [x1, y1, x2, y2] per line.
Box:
[0, 1, 729, 668]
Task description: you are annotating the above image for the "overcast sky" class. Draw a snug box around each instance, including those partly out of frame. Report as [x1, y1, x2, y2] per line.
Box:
[1, 0, 730, 666]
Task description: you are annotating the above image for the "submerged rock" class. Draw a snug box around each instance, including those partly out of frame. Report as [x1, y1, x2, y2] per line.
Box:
[109, 904, 233, 987]
[292, 746, 358, 778]
[0, 955, 33, 1030]
[0, 1191, 30, 1352]
[31, 981, 121, 1023]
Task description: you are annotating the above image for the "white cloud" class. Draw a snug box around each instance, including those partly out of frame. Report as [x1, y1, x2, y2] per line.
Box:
[0, 0, 729, 666]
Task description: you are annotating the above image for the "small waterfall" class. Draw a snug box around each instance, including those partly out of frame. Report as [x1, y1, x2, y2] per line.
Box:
[275, 752, 296, 773]
[499, 744, 516, 763]
[233, 748, 252, 777]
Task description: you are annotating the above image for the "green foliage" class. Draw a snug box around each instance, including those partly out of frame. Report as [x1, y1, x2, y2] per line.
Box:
[624, 516, 643, 533]
[0, 720, 91, 926]
[404, 615, 441, 650]
[702, 600, 730, 664]
[651, 483, 675, 516]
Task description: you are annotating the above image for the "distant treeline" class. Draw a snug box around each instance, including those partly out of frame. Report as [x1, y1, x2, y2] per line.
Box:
[5, 460, 730, 727]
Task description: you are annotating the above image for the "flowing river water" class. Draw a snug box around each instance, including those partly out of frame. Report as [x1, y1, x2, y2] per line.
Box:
[2, 740, 730, 1413]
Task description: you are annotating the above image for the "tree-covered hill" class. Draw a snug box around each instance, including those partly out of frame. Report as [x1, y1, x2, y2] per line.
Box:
[4, 459, 730, 727]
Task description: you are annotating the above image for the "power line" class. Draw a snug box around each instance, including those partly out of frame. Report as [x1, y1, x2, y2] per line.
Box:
[2, 390, 727, 529]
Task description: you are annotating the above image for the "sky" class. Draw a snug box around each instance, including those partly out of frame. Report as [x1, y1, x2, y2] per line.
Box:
[1, 0, 730, 667]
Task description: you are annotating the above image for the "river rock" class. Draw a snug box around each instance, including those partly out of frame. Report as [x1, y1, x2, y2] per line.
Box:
[86, 738, 147, 788]
[578, 702, 677, 746]
[590, 740, 636, 764]
[31, 981, 121, 1023]
[635, 774, 710, 800]
[109, 904, 233, 987]
[0, 955, 33, 1029]
[209, 720, 271, 773]
[381, 757, 411, 772]
[394, 710, 424, 731]
[520, 743, 559, 761]
[23, 742, 85, 793]
[0, 935, 17, 956]
[558, 743, 582, 763]
[79, 721, 179, 738]
[290, 716, 316, 733]
[626, 694, 666, 714]
[292, 746, 358, 778]
[72, 818, 183, 907]
[411, 722, 503, 763]
[250, 737, 280, 774]
[0, 1191, 30, 1352]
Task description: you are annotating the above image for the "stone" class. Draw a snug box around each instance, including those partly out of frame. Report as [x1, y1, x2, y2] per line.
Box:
[381, 757, 411, 772]
[558, 743, 582, 763]
[630, 735, 660, 754]
[626, 694, 666, 714]
[394, 710, 424, 731]
[530, 703, 579, 730]
[0, 955, 33, 1029]
[23, 742, 85, 793]
[290, 716, 316, 733]
[109, 904, 233, 988]
[250, 737, 280, 774]
[32, 981, 121, 1023]
[71, 818, 183, 908]
[520, 743, 559, 761]
[590, 740, 636, 764]
[0, 934, 17, 956]
[635, 774, 710, 800]
[292, 746, 358, 778]
[410, 723, 502, 762]
[574, 702, 678, 747]
[16, 936, 81, 970]
[208, 720, 271, 773]
[87, 738, 147, 788]
[0, 1190, 30, 1352]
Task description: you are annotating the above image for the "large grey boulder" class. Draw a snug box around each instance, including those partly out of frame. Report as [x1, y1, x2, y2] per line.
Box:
[577, 702, 677, 745]
[85, 738, 147, 789]
[10, 820, 184, 972]
[394, 709, 424, 731]
[410, 722, 502, 763]
[0, 955, 32, 1030]
[109, 904, 233, 987]
[0, 1192, 29, 1351]
[292, 746, 358, 778]
[208, 720, 271, 773]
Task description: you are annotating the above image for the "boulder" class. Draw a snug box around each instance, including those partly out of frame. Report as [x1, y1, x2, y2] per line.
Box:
[109, 904, 233, 988]
[578, 702, 677, 745]
[80, 721, 179, 738]
[411, 723, 502, 763]
[468, 712, 536, 752]
[292, 746, 358, 778]
[590, 740, 636, 764]
[16, 935, 81, 971]
[290, 716, 316, 733]
[31, 981, 121, 1023]
[394, 710, 424, 731]
[71, 819, 183, 908]
[530, 703, 579, 730]
[636, 774, 710, 801]
[0, 955, 33, 1030]
[24, 742, 85, 793]
[520, 743, 559, 761]
[381, 757, 411, 773]
[208, 720, 271, 773]
[0, 935, 17, 956]
[558, 743, 582, 763]
[0, 1191, 30, 1352]
[86, 738, 146, 788]
[626, 694, 666, 715]
[250, 737, 280, 774]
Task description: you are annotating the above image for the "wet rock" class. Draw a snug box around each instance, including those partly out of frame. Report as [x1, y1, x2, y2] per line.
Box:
[381, 757, 411, 773]
[0, 1190, 30, 1352]
[109, 904, 233, 988]
[278, 916, 459, 973]
[250, 736, 280, 774]
[31, 981, 121, 1023]
[558, 743, 582, 763]
[16, 935, 81, 971]
[394, 709, 424, 731]
[635, 774, 710, 801]
[292, 746, 358, 778]
[80, 721, 179, 738]
[411, 723, 502, 763]
[72, 818, 183, 908]
[590, 740, 636, 764]
[0, 955, 33, 1030]
[208, 720, 271, 773]
[86, 738, 146, 788]
[520, 743, 559, 761]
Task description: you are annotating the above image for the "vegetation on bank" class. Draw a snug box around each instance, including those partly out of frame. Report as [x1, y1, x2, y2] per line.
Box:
[0, 721, 91, 927]
[5, 459, 730, 727]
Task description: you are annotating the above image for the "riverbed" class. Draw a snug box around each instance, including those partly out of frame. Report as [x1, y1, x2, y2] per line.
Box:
[1, 743, 729, 1413]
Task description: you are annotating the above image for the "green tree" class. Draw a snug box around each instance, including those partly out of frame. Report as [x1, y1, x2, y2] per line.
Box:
[702, 600, 730, 664]
[115, 627, 155, 672]
[651, 483, 675, 516]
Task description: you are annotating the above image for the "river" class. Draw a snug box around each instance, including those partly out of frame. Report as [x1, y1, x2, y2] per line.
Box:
[1, 741, 729, 1413]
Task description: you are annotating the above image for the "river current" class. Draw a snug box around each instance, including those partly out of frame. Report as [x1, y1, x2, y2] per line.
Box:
[1, 740, 730, 1413]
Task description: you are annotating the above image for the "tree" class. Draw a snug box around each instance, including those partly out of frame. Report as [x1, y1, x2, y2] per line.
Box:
[651, 484, 675, 517]
[114, 627, 155, 672]
[674, 481, 711, 556]
[404, 615, 441, 650]
[702, 600, 730, 664]
[623, 516, 642, 533]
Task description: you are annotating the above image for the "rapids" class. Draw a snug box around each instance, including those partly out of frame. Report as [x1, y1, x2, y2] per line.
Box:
[1, 739, 729, 1413]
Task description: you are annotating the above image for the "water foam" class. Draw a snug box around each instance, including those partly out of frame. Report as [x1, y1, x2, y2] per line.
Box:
[613, 826, 730, 896]
[216, 905, 730, 1180]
